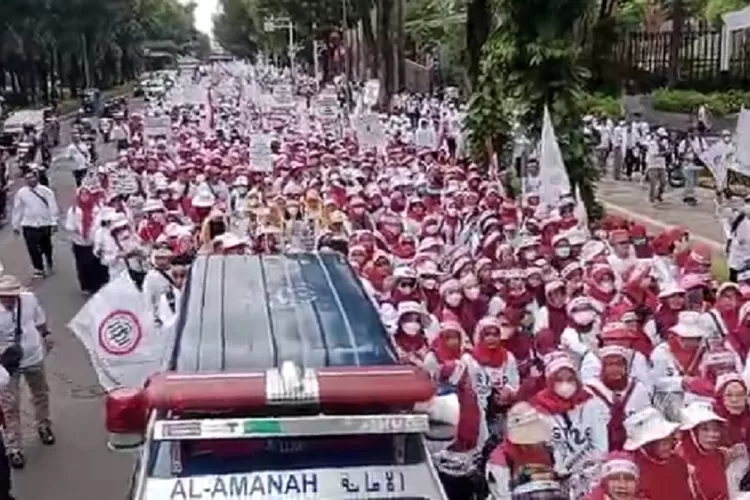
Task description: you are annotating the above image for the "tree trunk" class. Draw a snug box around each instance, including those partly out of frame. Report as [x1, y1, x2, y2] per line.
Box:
[377, 0, 395, 109]
[361, 11, 379, 78]
[466, 0, 492, 86]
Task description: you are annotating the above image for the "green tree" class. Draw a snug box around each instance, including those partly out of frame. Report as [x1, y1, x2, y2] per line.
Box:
[467, 0, 601, 216]
[213, 0, 264, 61]
[0, 0, 201, 107]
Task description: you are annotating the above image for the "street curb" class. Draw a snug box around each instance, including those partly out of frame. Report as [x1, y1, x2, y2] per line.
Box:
[600, 199, 723, 252]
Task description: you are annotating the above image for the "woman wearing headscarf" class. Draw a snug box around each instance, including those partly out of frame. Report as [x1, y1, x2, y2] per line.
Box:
[650, 283, 687, 339]
[470, 317, 520, 435]
[485, 402, 558, 499]
[728, 302, 750, 365]
[437, 278, 477, 335]
[390, 301, 430, 366]
[531, 354, 609, 497]
[64, 186, 104, 294]
[581, 323, 654, 392]
[584, 345, 651, 451]
[677, 401, 730, 500]
[423, 322, 468, 378]
[532, 280, 569, 342]
[584, 452, 643, 500]
[623, 407, 695, 500]
[713, 373, 750, 496]
[560, 296, 601, 366]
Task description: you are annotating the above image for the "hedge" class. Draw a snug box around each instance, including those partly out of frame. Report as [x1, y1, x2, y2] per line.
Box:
[651, 89, 750, 116]
[581, 93, 623, 119]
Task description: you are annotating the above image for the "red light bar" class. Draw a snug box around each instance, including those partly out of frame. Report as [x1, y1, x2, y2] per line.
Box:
[141, 365, 435, 413]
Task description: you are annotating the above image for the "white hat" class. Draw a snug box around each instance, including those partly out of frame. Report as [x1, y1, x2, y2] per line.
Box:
[396, 301, 426, 320]
[681, 401, 725, 430]
[544, 355, 576, 379]
[670, 323, 704, 339]
[110, 215, 130, 232]
[0, 275, 23, 297]
[142, 198, 165, 213]
[658, 282, 685, 299]
[191, 184, 216, 208]
[598, 345, 631, 362]
[623, 408, 679, 451]
[215, 233, 246, 250]
[677, 310, 702, 327]
[505, 402, 552, 445]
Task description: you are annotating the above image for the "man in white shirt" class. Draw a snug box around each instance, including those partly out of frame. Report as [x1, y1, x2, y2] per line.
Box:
[11, 171, 59, 278]
[63, 133, 90, 187]
[0, 275, 54, 470]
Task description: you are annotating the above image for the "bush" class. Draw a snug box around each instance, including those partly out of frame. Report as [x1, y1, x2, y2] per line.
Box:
[651, 88, 750, 116]
[581, 93, 623, 118]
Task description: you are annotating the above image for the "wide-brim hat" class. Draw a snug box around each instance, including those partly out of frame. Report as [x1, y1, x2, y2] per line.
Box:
[623, 408, 679, 451]
[506, 402, 553, 445]
[680, 401, 726, 431]
[0, 275, 23, 297]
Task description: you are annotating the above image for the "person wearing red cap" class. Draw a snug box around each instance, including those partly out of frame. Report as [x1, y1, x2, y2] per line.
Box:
[629, 224, 654, 259]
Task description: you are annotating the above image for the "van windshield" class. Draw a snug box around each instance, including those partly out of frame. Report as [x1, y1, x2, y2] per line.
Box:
[148, 434, 427, 478]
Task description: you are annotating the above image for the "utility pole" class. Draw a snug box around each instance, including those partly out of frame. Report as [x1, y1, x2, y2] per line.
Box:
[81, 34, 91, 89]
[312, 23, 320, 89]
[264, 17, 295, 79]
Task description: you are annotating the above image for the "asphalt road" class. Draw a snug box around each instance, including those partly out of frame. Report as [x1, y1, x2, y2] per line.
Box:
[4, 104, 141, 498]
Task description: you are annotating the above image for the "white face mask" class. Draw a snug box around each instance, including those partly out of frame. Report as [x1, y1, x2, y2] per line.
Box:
[402, 321, 421, 336]
[554, 381, 577, 399]
[464, 287, 480, 300]
[288, 207, 299, 216]
[572, 310, 596, 326]
[556, 247, 571, 258]
[523, 250, 537, 260]
[421, 278, 437, 290]
[500, 326, 515, 340]
[445, 292, 462, 307]
[600, 281, 615, 293]
[446, 208, 458, 217]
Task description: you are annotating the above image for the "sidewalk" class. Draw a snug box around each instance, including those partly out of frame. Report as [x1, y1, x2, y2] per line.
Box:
[597, 177, 724, 249]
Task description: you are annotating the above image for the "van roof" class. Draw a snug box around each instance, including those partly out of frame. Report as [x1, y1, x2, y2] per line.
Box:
[171, 253, 396, 373]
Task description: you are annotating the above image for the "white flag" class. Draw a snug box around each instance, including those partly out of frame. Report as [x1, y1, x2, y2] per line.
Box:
[68, 274, 173, 390]
[539, 106, 571, 207]
[735, 107, 750, 172]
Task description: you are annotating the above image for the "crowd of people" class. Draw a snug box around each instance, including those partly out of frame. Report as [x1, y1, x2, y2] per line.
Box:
[0, 62, 749, 500]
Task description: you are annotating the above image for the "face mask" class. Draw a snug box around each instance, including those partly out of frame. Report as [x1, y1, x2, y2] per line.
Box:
[555, 247, 571, 258]
[446, 208, 458, 217]
[600, 281, 615, 293]
[402, 321, 421, 336]
[500, 326, 515, 339]
[421, 278, 437, 290]
[465, 287, 480, 300]
[445, 292, 462, 307]
[554, 381, 577, 399]
[572, 310, 596, 325]
[523, 250, 537, 261]
[288, 208, 299, 216]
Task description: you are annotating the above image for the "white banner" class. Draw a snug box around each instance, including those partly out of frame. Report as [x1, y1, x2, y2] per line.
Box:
[316, 93, 339, 121]
[68, 274, 171, 390]
[539, 106, 571, 207]
[272, 83, 294, 107]
[145, 116, 171, 137]
[355, 114, 386, 150]
[735, 108, 750, 170]
[250, 133, 274, 172]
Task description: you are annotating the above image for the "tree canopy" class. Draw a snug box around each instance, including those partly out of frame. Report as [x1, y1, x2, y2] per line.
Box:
[0, 0, 205, 106]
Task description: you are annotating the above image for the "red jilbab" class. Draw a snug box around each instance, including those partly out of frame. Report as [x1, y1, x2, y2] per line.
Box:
[634, 442, 695, 500]
[678, 429, 729, 500]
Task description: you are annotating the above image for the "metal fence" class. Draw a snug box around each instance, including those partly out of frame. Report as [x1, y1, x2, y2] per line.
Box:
[612, 26, 750, 89]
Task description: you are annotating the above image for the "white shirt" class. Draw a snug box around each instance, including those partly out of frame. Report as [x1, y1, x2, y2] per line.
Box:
[0, 292, 47, 367]
[12, 184, 59, 230]
[64, 142, 90, 171]
[64, 206, 100, 246]
[143, 269, 172, 322]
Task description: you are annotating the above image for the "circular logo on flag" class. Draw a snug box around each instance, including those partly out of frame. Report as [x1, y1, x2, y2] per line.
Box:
[98, 310, 142, 356]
